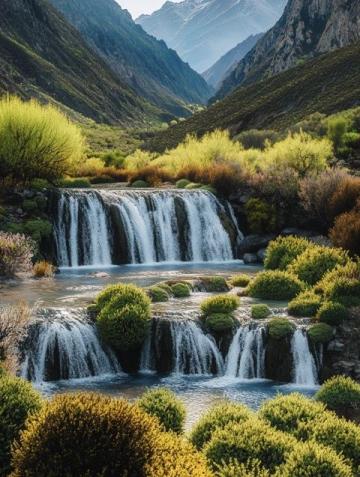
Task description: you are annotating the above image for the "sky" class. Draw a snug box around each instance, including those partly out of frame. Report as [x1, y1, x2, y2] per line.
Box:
[118, 0, 181, 19]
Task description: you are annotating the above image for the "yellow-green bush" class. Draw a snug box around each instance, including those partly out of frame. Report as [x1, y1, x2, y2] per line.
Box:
[215, 458, 270, 477]
[201, 295, 240, 316]
[199, 276, 229, 292]
[247, 271, 304, 300]
[315, 262, 360, 307]
[251, 304, 271, 320]
[245, 198, 277, 234]
[95, 283, 150, 312]
[308, 323, 334, 344]
[0, 376, 42, 475]
[316, 302, 348, 325]
[190, 402, 253, 450]
[315, 376, 360, 412]
[205, 314, 236, 333]
[288, 290, 322, 317]
[147, 286, 169, 303]
[279, 442, 353, 477]
[268, 317, 295, 340]
[124, 149, 156, 171]
[171, 283, 191, 298]
[264, 236, 311, 271]
[0, 97, 84, 184]
[229, 274, 251, 287]
[137, 388, 185, 434]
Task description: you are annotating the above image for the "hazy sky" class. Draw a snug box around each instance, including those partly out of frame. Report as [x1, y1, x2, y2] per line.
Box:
[118, 0, 181, 19]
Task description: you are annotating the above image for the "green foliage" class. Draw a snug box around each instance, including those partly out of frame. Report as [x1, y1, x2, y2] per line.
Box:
[204, 419, 295, 473]
[259, 393, 327, 440]
[251, 304, 271, 320]
[129, 180, 149, 188]
[0, 375, 42, 475]
[315, 376, 360, 411]
[327, 116, 348, 149]
[201, 295, 240, 316]
[0, 232, 34, 277]
[137, 388, 185, 434]
[171, 283, 191, 298]
[289, 246, 349, 286]
[22, 200, 38, 214]
[101, 150, 125, 168]
[0, 97, 84, 184]
[308, 323, 334, 344]
[58, 178, 91, 188]
[190, 402, 253, 450]
[148, 286, 169, 303]
[215, 459, 270, 477]
[245, 198, 277, 234]
[155, 283, 173, 296]
[29, 179, 50, 191]
[23, 219, 52, 242]
[267, 317, 295, 340]
[205, 314, 235, 333]
[185, 182, 202, 189]
[176, 179, 191, 188]
[229, 274, 251, 287]
[247, 271, 304, 301]
[288, 291, 322, 317]
[264, 236, 310, 271]
[95, 283, 150, 312]
[316, 302, 348, 325]
[235, 129, 281, 150]
[280, 442, 353, 477]
[316, 262, 360, 307]
[199, 276, 228, 292]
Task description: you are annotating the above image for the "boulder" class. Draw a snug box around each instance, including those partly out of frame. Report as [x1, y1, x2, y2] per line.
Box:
[237, 234, 276, 255]
[243, 253, 259, 264]
[257, 248, 267, 263]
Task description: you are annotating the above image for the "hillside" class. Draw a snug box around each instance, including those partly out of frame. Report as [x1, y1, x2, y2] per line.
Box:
[215, 0, 360, 99]
[203, 33, 263, 89]
[137, 0, 286, 73]
[49, 0, 212, 118]
[146, 42, 360, 152]
[0, 0, 160, 125]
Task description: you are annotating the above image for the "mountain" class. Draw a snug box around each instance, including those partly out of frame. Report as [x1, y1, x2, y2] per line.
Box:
[145, 42, 360, 152]
[137, 0, 286, 73]
[216, 0, 360, 99]
[0, 0, 158, 124]
[203, 33, 263, 89]
[49, 0, 212, 118]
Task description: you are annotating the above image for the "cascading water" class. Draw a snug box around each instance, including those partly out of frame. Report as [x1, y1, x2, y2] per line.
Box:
[291, 328, 318, 385]
[21, 309, 121, 383]
[225, 325, 265, 379]
[52, 189, 240, 266]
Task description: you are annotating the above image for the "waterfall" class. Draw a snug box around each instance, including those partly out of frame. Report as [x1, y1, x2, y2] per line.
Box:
[225, 325, 265, 379]
[21, 310, 121, 383]
[291, 328, 318, 385]
[53, 189, 240, 266]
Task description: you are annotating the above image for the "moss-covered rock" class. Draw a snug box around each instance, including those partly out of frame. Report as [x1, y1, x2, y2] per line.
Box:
[247, 271, 304, 301]
[267, 317, 295, 340]
[251, 304, 271, 320]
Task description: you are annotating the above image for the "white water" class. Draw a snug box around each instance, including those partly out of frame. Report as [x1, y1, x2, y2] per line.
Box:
[21, 310, 121, 383]
[291, 328, 318, 385]
[225, 326, 265, 379]
[54, 189, 239, 266]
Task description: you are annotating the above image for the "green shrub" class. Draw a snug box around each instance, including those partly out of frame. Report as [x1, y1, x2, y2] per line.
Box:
[148, 286, 169, 303]
[200, 185, 217, 194]
[264, 236, 310, 271]
[215, 459, 270, 477]
[201, 295, 240, 316]
[316, 262, 360, 307]
[0, 232, 34, 277]
[138, 388, 185, 434]
[244, 198, 277, 234]
[30, 178, 50, 190]
[229, 274, 251, 287]
[259, 393, 328, 440]
[247, 271, 304, 301]
[156, 282, 173, 296]
[308, 323, 334, 344]
[204, 419, 295, 473]
[23, 219, 52, 242]
[176, 179, 191, 188]
[280, 442, 353, 477]
[59, 178, 91, 188]
[130, 180, 149, 188]
[185, 182, 202, 189]
[288, 290, 322, 317]
[288, 246, 349, 286]
[95, 283, 150, 312]
[316, 302, 348, 325]
[0, 376, 42, 475]
[171, 283, 191, 298]
[268, 317, 295, 340]
[35, 196, 47, 212]
[0, 97, 84, 184]
[205, 314, 235, 333]
[190, 402, 253, 450]
[251, 304, 271, 320]
[315, 376, 360, 411]
[199, 276, 228, 292]
[22, 200, 38, 214]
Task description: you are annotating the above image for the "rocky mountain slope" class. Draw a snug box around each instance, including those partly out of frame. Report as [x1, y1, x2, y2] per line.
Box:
[146, 42, 360, 152]
[0, 0, 158, 124]
[215, 0, 360, 99]
[137, 0, 286, 72]
[203, 33, 263, 89]
[49, 0, 212, 117]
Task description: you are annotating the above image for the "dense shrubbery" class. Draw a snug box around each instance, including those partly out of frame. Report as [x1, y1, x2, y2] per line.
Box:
[138, 388, 185, 434]
[229, 274, 251, 287]
[205, 314, 236, 332]
[0, 375, 42, 475]
[215, 459, 270, 477]
[308, 323, 334, 344]
[198, 276, 228, 292]
[247, 271, 304, 300]
[315, 262, 360, 307]
[201, 295, 240, 315]
[288, 290, 322, 317]
[244, 198, 277, 234]
[315, 375, 360, 411]
[267, 317, 295, 340]
[251, 304, 271, 320]
[147, 286, 169, 303]
[264, 236, 310, 271]
[316, 302, 348, 325]
[171, 283, 191, 298]
[0, 233, 34, 277]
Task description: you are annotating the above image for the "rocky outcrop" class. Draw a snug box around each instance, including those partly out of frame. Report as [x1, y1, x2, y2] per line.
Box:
[216, 0, 360, 99]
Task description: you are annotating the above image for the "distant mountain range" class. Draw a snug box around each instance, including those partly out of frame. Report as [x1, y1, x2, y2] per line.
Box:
[203, 33, 263, 89]
[49, 0, 212, 118]
[215, 0, 360, 99]
[137, 0, 286, 73]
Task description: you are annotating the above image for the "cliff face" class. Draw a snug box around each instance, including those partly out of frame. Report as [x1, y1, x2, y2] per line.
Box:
[216, 0, 360, 99]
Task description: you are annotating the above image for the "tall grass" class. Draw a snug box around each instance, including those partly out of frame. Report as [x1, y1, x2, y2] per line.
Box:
[0, 96, 84, 184]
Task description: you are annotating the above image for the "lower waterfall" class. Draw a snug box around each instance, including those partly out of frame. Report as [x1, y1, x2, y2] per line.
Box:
[21, 310, 121, 383]
[52, 189, 240, 267]
[291, 328, 318, 385]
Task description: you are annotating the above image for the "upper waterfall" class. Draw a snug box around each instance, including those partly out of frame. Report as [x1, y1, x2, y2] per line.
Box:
[52, 189, 241, 267]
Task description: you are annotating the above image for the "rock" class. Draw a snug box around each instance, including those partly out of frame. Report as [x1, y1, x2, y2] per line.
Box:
[309, 235, 333, 247]
[257, 248, 267, 263]
[89, 272, 110, 279]
[265, 335, 293, 382]
[327, 340, 345, 352]
[22, 189, 36, 199]
[237, 234, 276, 255]
[243, 253, 259, 264]
[280, 228, 317, 238]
